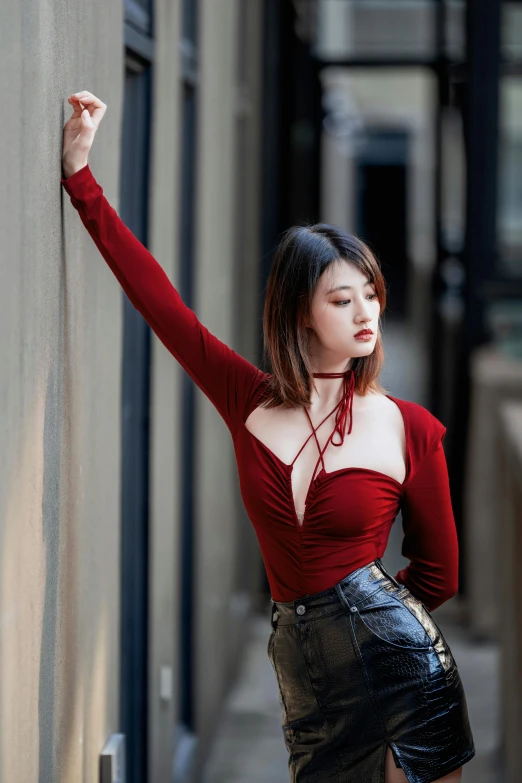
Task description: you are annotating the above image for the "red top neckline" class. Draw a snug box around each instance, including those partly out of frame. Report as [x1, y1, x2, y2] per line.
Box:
[293, 368, 356, 485]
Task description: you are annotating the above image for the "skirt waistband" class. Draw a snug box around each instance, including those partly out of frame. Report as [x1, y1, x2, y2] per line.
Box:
[270, 558, 403, 628]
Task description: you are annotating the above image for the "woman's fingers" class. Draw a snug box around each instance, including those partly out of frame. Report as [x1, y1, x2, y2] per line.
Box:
[68, 91, 107, 125]
[67, 98, 84, 119]
[70, 90, 104, 104]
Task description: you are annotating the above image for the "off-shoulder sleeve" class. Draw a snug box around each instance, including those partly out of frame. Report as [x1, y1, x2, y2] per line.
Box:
[61, 164, 265, 433]
[393, 421, 459, 611]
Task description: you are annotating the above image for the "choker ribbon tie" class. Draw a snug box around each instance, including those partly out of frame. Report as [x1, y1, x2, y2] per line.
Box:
[311, 367, 355, 448]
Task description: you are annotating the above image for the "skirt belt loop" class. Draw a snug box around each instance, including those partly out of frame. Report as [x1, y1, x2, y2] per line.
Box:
[270, 600, 279, 629]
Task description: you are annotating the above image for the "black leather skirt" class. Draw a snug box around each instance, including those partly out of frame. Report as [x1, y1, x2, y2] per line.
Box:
[267, 558, 476, 783]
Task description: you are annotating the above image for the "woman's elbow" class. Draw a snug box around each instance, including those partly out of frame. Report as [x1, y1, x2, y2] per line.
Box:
[428, 581, 459, 612]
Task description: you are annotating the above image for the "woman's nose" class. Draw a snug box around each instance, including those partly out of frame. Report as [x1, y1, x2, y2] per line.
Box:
[356, 302, 374, 319]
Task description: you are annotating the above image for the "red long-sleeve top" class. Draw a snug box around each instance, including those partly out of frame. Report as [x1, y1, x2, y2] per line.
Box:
[61, 164, 459, 611]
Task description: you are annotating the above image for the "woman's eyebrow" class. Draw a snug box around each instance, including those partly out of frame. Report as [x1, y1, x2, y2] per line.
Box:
[324, 279, 372, 295]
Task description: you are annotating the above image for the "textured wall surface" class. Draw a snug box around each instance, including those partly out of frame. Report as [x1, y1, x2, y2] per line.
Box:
[0, 0, 265, 779]
[0, 0, 123, 780]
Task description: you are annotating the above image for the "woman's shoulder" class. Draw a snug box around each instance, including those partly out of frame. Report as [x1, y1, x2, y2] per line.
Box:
[386, 393, 447, 468]
[388, 394, 446, 434]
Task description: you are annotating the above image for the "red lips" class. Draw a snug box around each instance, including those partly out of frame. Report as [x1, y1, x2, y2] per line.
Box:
[354, 329, 373, 337]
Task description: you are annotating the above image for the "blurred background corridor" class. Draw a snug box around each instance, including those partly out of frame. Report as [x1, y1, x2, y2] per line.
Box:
[1, 0, 522, 781]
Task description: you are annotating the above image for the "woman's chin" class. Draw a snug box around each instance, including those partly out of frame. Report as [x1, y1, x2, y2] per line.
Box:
[351, 341, 376, 355]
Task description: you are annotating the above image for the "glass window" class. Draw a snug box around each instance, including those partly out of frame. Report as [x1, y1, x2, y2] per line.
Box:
[315, 0, 437, 60]
[125, 0, 153, 37]
[498, 75, 522, 278]
[445, 0, 465, 61]
[502, 1, 522, 61]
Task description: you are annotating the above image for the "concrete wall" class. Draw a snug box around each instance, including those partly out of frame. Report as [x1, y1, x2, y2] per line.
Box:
[464, 346, 522, 640]
[0, 0, 123, 780]
[0, 0, 265, 779]
[498, 400, 522, 783]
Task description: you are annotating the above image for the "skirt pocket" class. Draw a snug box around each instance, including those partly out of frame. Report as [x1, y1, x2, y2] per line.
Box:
[352, 586, 435, 652]
[390, 586, 456, 672]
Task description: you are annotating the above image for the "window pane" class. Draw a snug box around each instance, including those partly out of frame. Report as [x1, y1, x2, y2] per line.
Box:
[503, 1, 522, 61]
[125, 0, 152, 36]
[315, 0, 437, 60]
[498, 76, 522, 277]
[182, 0, 198, 43]
[445, 0, 465, 61]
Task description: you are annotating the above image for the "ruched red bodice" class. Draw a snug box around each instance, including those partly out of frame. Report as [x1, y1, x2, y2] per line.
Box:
[61, 164, 459, 611]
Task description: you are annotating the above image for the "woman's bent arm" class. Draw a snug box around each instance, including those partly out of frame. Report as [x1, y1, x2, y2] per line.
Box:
[61, 164, 265, 432]
[393, 426, 459, 612]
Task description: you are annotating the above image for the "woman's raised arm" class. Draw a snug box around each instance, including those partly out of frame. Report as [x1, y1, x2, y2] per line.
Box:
[61, 93, 265, 432]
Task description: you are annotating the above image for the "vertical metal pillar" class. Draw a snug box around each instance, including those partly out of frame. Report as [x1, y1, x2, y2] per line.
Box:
[452, 0, 501, 590]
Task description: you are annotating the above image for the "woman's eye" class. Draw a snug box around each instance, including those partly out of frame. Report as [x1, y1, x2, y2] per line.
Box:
[334, 294, 377, 306]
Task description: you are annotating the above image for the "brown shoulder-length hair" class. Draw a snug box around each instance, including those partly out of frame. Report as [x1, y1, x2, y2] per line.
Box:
[259, 223, 390, 410]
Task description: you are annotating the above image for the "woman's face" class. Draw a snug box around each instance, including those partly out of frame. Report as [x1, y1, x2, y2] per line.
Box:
[307, 259, 381, 362]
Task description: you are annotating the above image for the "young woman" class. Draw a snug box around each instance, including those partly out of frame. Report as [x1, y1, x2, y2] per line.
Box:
[61, 92, 475, 783]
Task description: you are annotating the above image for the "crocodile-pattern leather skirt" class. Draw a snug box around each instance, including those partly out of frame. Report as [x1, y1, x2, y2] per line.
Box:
[267, 558, 476, 783]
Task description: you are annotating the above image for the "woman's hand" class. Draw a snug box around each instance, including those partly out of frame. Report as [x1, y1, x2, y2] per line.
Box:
[62, 91, 107, 179]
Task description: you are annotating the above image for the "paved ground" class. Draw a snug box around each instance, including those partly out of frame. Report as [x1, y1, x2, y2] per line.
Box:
[201, 601, 502, 783]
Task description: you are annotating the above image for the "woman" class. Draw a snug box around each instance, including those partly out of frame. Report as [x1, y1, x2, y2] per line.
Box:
[61, 92, 475, 783]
